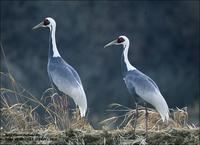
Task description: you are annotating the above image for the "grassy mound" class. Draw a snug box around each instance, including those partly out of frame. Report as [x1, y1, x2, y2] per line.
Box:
[0, 128, 199, 145]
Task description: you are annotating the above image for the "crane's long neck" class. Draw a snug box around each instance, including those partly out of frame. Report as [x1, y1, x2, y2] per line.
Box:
[121, 41, 136, 75]
[48, 25, 60, 60]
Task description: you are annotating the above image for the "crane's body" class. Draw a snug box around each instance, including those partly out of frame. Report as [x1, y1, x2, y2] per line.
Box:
[33, 17, 87, 117]
[123, 69, 169, 121]
[105, 36, 169, 124]
[120, 37, 169, 121]
[47, 57, 87, 117]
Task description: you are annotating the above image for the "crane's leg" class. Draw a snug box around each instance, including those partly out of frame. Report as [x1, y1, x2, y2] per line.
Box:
[134, 102, 138, 134]
[145, 102, 148, 138]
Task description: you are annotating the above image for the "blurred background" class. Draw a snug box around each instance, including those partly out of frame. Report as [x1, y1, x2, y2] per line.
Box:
[1, 1, 199, 128]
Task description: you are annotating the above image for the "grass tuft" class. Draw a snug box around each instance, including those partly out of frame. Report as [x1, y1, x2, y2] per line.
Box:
[0, 44, 92, 134]
[101, 103, 192, 131]
[0, 44, 199, 144]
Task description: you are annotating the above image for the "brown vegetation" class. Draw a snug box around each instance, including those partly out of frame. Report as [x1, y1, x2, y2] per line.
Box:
[1, 46, 199, 145]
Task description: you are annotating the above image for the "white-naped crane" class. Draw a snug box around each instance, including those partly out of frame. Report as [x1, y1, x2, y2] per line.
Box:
[105, 35, 169, 135]
[33, 17, 87, 117]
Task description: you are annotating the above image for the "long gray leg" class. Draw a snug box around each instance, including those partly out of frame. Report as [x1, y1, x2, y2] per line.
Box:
[134, 102, 138, 134]
[145, 102, 148, 138]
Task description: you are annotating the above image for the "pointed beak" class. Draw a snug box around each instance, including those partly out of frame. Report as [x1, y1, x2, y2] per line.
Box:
[104, 39, 117, 48]
[32, 21, 44, 30]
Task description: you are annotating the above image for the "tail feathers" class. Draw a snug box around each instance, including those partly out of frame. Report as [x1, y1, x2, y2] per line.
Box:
[78, 89, 87, 118]
[157, 98, 169, 122]
[153, 93, 169, 122]
[75, 99, 87, 117]
[160, 111, 169, 122]
[72, 86, 87, 118]
[79, 106, 87, 117]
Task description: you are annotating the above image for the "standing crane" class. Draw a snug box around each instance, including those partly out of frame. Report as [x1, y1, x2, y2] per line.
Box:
[104, 35, 169, 134]
[33, 17, 87, 117]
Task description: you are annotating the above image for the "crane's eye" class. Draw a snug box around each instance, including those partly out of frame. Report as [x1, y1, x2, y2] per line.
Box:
[117, 37, 125, 43]
[44, 19, 50, 26]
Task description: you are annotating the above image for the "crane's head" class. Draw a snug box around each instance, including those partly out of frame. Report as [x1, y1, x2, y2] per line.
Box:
[104, 36, 129, 48]
[32, 17, 56, 30]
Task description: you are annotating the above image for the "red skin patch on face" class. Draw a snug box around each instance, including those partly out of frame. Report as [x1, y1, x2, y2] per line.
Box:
[117, 37, 125, 43]
[44, 19, 50, 26]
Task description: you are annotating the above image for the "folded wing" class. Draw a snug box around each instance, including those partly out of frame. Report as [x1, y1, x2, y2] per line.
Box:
[48, 57, 87, 117]
[124, 69, 169, 121]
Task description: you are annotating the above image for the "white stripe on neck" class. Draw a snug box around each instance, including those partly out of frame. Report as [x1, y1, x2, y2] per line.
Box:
[50, 26, 60, 57]
[123, 43, 136, 71]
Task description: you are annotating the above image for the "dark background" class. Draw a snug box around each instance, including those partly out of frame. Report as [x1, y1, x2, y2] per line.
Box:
[1, 1, 199, 127]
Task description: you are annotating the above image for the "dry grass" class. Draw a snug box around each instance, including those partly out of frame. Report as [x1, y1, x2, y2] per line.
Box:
[1, 128, 199, 145]
[101, 103, 195, 131]
[0, 44, 92, 134]
[99, 104, 199, 144]
[1, 44, 199, 144]
[0, 73, 92, 133]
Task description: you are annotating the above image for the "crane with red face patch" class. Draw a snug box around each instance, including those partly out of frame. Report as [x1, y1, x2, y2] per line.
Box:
[33, 17, 87, 118]
[104, 35, 169, 135]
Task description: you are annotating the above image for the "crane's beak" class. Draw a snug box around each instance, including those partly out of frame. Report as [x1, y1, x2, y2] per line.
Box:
[104, 39, 117, 48]
[32, 21, 44, 30]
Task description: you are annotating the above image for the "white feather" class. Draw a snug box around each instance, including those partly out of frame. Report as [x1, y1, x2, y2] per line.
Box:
[46, 17, 60, 57]
[120, 36, 136, 71]
[135, 87, 169, 122]
[121, 35, 169, 122]
[51, 73, 87, 117]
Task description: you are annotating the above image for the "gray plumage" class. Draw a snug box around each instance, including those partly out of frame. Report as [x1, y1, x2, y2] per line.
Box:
[48, 57, 87, 117]
[124, 69, 169, 121]
[105, 35, 169, 121]
[33, 17, 87, 117]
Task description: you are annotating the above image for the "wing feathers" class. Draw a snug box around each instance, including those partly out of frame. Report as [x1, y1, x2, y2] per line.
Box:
[48, 57, 87, 117]
[124, 70, 169, 122]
